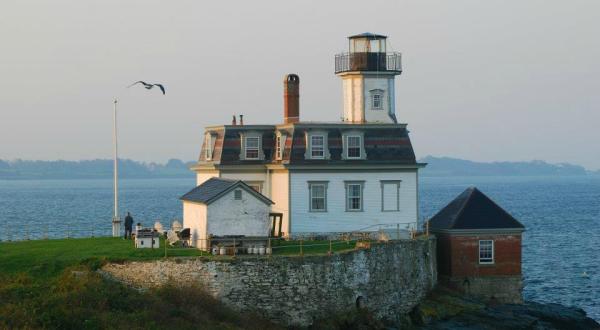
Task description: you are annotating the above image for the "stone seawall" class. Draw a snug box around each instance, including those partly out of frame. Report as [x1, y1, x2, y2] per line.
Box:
[102, 237, 437, 327]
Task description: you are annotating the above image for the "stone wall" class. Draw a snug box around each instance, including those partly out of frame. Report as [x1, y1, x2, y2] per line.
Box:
[441, 275, 523, 304]
[102, 237, 437, 327]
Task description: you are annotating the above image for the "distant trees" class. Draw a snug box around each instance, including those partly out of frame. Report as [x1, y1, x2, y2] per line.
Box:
[0, 159, 195, 180]
[419, 156, 590, 177]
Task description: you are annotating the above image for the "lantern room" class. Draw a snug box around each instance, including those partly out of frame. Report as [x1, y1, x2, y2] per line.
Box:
[349, 32, 387, 53]
[335, 32, 401, 74]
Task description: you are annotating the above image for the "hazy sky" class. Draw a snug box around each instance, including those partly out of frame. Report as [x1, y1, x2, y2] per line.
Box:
[1, 1, 599, 169]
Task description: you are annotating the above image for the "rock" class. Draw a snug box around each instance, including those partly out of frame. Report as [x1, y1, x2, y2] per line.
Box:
[410, 290, 600, 330]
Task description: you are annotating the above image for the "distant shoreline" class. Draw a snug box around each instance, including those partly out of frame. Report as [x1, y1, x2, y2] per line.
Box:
[1, 156, 598, 180]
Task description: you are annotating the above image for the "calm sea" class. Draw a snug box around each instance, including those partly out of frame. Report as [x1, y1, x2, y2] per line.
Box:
[0, 175, 598, 320]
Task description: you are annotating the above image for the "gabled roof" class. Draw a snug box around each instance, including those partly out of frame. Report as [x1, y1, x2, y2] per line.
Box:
[180, 177, 273, 205]
[429, 187, 524, 231]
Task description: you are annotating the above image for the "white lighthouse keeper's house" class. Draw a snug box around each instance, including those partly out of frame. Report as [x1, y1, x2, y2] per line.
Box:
[189, 33, 424, 238]
[181, 177, 274, 250]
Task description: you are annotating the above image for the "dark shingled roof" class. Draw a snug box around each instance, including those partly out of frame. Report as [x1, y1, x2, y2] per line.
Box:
[180, 177, 273, 205]
[198, 123, 418, 166]
[429, 187, 524, 231]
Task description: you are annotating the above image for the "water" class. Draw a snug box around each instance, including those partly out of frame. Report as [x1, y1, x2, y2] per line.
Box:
[0, 176, 599, 319]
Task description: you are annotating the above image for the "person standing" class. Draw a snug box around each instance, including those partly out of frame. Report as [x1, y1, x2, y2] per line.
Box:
[124, 212, 133, 239]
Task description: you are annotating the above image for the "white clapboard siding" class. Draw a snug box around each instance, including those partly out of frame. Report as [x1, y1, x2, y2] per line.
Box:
[290, 170, 418, 233]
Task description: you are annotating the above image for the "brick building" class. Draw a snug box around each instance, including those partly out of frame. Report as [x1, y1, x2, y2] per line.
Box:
[429, 187, 525, 303]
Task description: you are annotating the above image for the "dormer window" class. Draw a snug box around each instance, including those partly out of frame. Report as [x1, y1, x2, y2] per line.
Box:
[204, 133, 213, 160]
[370, 89, 384, 110]
[304, 131, 330, 160]
[310, 135, 325, 159]
[275, 132, 286, 160]
[346, 135, 362, 159]
[275, 135, 282, 160]
[245, 136, 260, 159]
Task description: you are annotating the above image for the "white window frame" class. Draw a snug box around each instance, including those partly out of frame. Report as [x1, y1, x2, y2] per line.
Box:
[245, 181, 263, 193]
[345, 181, 364, 212]
[372, 93, 382, 109]
[310, 135, 325, 159]
[370, 89, 384, 110]
[245, 136, 260, 160]
[346, 135, 362, 159]
[308, 181, 328, 212]
[479, 240, 494, 264]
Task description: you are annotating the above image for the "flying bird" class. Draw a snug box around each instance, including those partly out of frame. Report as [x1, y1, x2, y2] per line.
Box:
[128, 81, 166, 95]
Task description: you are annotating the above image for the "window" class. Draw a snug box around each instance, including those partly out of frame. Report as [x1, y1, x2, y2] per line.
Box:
[246, 182, 262, 193]
[245, 137, 260, 159]
[370, 89, 384, 110]
[381, 181, 400, 211]
[204, 133, 213, 160]
[275, 135, 282, 160]
[479, 240, 494, 264]
[310, 135, 325, 159]
[372, 94, 382, 109]
[309, 182, 328, 212]
[345, 182, 364, 211]
[234, 189, 242, 200]
[346, 136, 361, 159]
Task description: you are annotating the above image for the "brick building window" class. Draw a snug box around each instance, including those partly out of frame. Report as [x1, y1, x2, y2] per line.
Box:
[479, 240, 494, 264]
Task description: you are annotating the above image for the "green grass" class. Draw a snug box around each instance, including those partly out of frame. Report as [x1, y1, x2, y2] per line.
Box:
[0, 237, 280, 329]
[0, 237, 380, 329]
[271, 239, 358, 255]
[0, 237, 205, 278]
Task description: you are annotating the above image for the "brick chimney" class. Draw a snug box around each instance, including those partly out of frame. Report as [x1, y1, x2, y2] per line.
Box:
[284, 74, 300, 124]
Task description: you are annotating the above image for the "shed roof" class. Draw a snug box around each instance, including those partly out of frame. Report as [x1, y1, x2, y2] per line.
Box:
[180, 177, 273, 205]
[428, 187, 524, 231]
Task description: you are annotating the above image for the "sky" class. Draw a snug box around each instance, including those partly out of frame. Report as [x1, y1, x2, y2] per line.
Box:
[1, 0, 599, 170]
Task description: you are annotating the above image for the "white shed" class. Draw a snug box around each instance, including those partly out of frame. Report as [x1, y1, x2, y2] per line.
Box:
[181, 177, 274, 250]
[135, 229, 160, 249]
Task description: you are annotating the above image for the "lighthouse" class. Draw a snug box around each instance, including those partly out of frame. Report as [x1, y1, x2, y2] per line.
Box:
[335, 33, 402, 123]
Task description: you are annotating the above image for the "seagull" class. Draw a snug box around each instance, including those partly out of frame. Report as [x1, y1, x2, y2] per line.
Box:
[127, 81, 166, 95]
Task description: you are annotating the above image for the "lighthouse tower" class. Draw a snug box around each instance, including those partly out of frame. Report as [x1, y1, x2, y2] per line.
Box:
[335, 33, 402, 123]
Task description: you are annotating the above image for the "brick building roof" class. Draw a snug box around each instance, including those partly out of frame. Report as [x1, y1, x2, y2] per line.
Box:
[428, 187, 525, 231]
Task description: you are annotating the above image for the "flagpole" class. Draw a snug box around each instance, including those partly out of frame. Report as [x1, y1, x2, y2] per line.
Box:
[112, 98, 121, 237]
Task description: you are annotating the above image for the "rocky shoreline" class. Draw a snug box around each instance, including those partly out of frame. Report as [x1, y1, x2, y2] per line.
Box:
[409, 289, 599, 330]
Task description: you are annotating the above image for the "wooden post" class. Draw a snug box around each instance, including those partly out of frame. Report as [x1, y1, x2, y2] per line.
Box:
[233, 238, 236, 257]
[300, 239, 303, 256]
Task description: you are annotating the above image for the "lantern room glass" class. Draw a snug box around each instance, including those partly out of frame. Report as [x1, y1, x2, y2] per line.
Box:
[349, 38, 386, 53]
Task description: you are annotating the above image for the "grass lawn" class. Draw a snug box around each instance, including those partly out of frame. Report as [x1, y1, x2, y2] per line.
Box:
[0, 237, 373, 329]
[0, 237, 361, 278]
[0, 237, 205, 278]
[271, 239, 357, 255]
